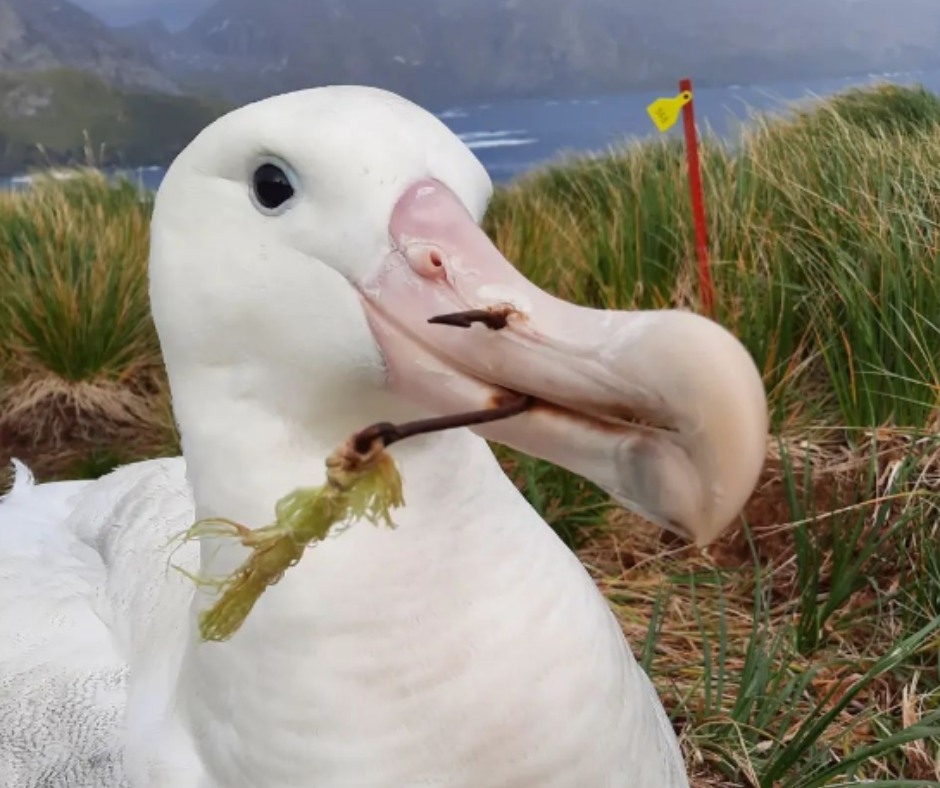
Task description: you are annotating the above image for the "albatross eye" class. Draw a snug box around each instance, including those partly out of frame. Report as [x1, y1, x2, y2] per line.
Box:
[252, 163, 295, 212]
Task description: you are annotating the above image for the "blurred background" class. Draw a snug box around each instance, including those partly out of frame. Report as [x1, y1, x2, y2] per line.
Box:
[2, 0, 940, 184]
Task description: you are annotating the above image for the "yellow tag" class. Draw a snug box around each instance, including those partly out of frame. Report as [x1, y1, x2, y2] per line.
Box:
[646, 91, 692, 132]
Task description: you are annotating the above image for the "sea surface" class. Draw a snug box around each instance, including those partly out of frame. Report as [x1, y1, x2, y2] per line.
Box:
[3, 69, 939, 191]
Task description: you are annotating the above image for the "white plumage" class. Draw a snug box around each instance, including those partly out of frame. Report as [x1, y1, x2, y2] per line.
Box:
[2, 449, 690, 787]
[1, 85, 767, 787]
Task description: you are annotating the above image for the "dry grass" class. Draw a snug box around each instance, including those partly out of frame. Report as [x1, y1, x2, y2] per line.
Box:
[3, 83, 940, 785]
[494, 427, 940, 785]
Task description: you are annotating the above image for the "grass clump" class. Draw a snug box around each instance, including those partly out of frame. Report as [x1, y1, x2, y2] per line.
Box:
[2, 82, 940, 784]
[0, 170, 158, 381]
[807, 82, 940, 137]
[0, 169, 174, 478]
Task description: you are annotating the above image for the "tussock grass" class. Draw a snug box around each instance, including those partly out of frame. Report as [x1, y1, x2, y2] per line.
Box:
[0, 170, 176, 478]
[2, 82, 940, 784]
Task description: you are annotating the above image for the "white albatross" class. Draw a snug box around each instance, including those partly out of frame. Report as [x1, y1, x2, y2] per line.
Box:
[0, 86, 768, 788]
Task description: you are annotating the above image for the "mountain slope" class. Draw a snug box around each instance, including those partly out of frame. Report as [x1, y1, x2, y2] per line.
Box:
[0, 0, 178, 94]
[0, 69, 228, 175]
[161, 0, 654, 103]
[147, 0, 940, 106]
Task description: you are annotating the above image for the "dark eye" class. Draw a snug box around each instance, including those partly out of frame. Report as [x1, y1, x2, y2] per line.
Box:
[252, 163, 295, 211]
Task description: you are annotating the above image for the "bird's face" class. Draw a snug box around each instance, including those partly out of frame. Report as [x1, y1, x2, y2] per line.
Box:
[149, 85, 768, 545]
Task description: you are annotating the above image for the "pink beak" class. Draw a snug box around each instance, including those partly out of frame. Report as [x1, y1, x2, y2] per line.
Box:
[359, 180, 768, 546]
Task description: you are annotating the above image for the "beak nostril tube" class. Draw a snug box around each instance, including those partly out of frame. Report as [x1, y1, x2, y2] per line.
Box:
[404, 244, 448, 280]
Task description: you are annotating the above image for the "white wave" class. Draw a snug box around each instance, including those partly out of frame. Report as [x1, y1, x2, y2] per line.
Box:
[457, 129, 537, 149]
[464, 137, 537, 150]
[438, 109, 468, 119]
[459, 129, 526, 142]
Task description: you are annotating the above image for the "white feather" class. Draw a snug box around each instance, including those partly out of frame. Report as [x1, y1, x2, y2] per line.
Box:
[1, 445, 689, 787]
[0, 460, 125, 786]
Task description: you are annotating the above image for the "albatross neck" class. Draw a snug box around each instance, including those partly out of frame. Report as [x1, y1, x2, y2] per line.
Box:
[169, 371, 497, 558]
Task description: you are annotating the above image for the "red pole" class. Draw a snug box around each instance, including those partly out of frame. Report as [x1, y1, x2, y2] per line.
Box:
[679, 77, 714, 319]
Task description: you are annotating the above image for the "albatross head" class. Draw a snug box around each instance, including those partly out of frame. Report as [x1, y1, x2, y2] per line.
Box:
[149, 85, 768, 547]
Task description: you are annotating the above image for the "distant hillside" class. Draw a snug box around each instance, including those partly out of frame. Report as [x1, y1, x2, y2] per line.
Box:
[0, 0, 177, 94]
[0, 69, 228, 176]
[131, 0, 940, 107]
[5, 0, 940, 175]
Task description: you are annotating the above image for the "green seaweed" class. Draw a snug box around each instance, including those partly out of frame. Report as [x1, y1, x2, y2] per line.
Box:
[180, 438, 404, 642]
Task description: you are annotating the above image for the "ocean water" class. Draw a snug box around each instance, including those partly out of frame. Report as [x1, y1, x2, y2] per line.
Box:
[3, 69, 938, 191]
